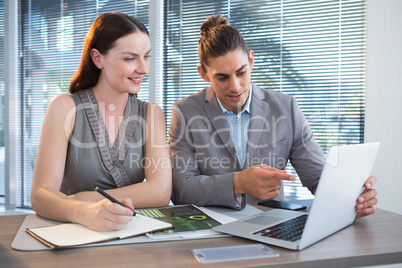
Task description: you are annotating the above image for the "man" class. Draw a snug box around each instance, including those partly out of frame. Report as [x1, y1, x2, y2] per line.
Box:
[169, 14, 377, 218]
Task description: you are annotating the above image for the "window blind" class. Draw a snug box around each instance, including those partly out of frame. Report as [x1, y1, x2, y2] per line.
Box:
[18, 0, 150, 208]
[164, 0, 366, 199]
[0, 0, 4, 199]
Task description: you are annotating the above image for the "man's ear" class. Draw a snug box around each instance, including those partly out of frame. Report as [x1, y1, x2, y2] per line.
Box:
[90, 48, 102, 69]
[197, 65, 210, 83]
[248, 50, 255, 70]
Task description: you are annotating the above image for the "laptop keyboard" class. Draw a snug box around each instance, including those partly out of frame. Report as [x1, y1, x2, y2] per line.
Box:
[252, 214, 308, 242]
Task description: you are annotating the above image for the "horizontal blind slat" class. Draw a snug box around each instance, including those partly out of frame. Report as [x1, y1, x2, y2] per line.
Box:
[164, 0, 366, 200]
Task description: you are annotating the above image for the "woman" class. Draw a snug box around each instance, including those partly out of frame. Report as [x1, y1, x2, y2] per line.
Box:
[31, 12, 171, 231]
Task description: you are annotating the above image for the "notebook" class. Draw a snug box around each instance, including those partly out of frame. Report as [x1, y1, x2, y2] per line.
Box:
[213, 142, 380, 250]
[26, 214, 173, 249]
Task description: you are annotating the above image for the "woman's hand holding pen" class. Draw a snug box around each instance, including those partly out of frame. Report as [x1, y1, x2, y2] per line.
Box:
[77, 198, 135, 232]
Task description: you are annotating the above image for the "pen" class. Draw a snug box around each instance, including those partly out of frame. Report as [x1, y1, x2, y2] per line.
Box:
[95, 187, 136, 216]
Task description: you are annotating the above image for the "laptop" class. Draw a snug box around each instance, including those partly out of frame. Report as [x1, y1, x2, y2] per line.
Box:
[213, 142, 380, 250]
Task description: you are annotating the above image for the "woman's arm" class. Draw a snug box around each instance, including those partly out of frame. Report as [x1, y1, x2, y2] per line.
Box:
[129, 102, 172, 207]
[30, 94, 134, 231]
[71, 102, 172, 208]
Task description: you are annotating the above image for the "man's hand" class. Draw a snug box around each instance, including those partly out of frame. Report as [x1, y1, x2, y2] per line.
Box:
[233, 164, 295, 200]
[355, 176, 378, 219]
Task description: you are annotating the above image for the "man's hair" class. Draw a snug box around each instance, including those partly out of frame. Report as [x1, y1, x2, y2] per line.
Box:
[198, 14, 248, 72]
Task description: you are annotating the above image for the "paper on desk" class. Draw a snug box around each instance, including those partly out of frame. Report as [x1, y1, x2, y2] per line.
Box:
[197, 206, 237, 224]
[146, 206, 237, 240]
[146, 229, 221, 240]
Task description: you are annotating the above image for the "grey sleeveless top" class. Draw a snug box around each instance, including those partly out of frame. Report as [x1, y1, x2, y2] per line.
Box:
[60, 89, 148, 195]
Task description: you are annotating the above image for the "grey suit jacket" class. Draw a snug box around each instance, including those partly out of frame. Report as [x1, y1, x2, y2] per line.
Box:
[169, 82, 324, 209]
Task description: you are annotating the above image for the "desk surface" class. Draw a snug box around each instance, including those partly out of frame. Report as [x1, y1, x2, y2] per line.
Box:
[1, 206, 402, 268]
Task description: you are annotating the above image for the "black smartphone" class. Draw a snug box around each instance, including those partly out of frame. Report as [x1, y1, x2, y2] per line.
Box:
[258, 200, 306, 211]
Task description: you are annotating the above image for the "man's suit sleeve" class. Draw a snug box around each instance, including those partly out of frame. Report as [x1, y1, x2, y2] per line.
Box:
[169, 102, 246, 209]
[288, 96, 324, 194]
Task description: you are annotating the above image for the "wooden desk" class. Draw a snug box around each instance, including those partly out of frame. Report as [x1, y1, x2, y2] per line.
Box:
[1, 207, 402, 268]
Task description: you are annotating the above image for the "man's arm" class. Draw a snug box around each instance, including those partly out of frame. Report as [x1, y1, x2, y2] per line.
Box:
[169, 101, 295, 209]
[288, 96, 325, 194]
[169, 102, 243, 209]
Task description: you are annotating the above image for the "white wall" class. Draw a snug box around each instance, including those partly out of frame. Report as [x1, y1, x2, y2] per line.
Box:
[366, 0, 402, 215]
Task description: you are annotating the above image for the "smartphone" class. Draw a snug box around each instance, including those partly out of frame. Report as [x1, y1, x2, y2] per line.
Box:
[258, 200, 306, 211]
[191, 244, 279, 263]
